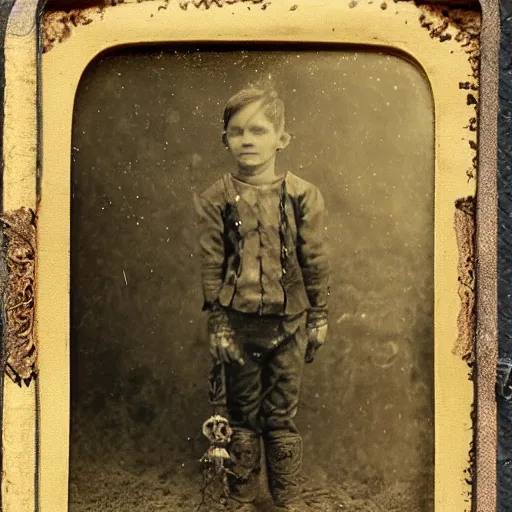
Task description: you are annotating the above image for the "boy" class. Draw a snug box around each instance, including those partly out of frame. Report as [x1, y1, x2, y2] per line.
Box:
[197, 88, 330, 511]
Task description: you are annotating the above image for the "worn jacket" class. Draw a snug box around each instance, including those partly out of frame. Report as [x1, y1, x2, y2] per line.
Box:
[196, 172, 330, 325]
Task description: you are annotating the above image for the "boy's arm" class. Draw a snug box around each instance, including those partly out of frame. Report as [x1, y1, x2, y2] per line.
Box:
[296, 185, 330, 328]
[196, 194, 243, 364]
[196, 194, 225, 312]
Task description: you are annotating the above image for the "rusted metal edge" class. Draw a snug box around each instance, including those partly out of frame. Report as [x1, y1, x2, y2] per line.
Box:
[0, 208, 37, 387]
[416, 5, 485, 509]
[454, 196, 476, 365]
[40, 0, 276, 53]
[418, 0, 480, 404]
[453, 195, 478, 508]
[453, 194, 478, 507]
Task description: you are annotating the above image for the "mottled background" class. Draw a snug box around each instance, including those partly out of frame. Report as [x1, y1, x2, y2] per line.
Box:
[69, 47, 435, 511]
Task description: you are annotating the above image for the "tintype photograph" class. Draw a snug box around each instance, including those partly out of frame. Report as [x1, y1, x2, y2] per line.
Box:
[68, 47, 435, 512]
[0, 0, 502, 511]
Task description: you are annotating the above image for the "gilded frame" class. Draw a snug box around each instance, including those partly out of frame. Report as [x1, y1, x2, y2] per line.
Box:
[0, 0, 500, 511]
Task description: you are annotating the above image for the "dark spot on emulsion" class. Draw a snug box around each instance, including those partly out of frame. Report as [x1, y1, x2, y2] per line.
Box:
[380, 2, 387, 9]
[467, 94, 477, 106]
[455, 196, 476, 216]
[469, 140, 478, 150]
[290, 4, 298, 10]
[439, 33, 452, 42]
[459, 82, 478, 91]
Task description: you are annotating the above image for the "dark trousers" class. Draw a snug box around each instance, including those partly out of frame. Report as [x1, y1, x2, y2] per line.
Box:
[224, 311, 307, 437]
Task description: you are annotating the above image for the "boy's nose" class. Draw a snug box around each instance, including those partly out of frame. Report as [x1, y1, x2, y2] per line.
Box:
[241, 133, 254, 145]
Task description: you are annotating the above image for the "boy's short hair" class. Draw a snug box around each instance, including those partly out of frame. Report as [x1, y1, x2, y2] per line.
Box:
[223, 88, 285, 133]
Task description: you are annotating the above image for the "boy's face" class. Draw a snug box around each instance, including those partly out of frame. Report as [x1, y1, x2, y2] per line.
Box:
[225, 100, 288, 170]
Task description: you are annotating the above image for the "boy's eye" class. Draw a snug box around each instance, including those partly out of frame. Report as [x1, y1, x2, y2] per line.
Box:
[250, 126, 267, 135]
[227, 128, 243, 137]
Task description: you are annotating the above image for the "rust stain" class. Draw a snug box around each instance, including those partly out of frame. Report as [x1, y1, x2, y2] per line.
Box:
[459, 81, 478, 91]
[417, 5, 480, 79]
[416, 5, 480, 183]
[179, 0, 268, 9]
[42, 7, 103, 53]
[465, 117, 477, 132]
[465, 405, 476, 498]
[466, 93, 478, 105]
[43, 0, 272, 39]
[453, 196, 476, 366]
[180, 0, 224, 9]
[45, 0, 129, 6]
[0, 208, 37, 387]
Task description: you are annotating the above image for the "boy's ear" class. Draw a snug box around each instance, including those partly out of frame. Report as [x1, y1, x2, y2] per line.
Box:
[222, 131, 229, 148]
[277, 131, 291, 151]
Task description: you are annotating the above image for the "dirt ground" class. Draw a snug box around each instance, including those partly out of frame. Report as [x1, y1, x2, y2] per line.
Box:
[69, 449, 430, 512]
[69, 461, 424, 512]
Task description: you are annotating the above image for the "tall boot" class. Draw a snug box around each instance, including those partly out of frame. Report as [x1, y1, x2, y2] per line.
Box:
[227, 428, 261, 509]
[265, 434, 308, 511]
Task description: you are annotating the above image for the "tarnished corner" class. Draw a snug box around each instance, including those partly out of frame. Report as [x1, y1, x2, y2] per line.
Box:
[454, 195, 477, 508]
[42, 7, 102, 53]
[0, 207, 37, 386]
[454, 196, 476, 365]
[41, 0, 275, 52]
[417, 4, 481, 183]
[417, 4, 480, 79]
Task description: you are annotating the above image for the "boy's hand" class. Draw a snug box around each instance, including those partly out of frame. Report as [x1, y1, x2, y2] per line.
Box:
[208, 312, 244, 365]
[305, 323, 328, 364]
